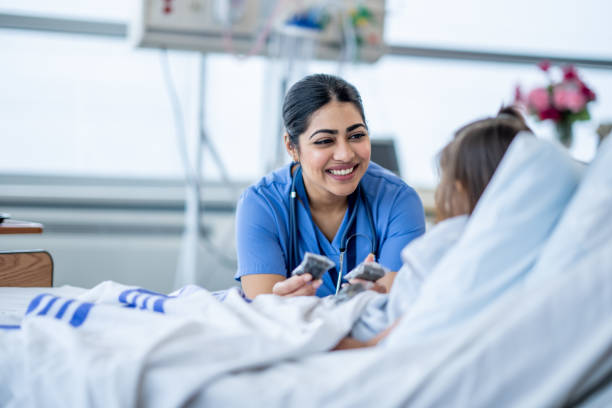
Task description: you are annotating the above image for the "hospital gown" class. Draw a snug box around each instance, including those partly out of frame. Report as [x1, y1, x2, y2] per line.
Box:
[351, 215, 468, 341]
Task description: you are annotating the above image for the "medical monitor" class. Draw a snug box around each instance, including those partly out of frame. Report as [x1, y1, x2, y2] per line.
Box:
[371, 139, 400, 177]
[131, 0, 386, 62]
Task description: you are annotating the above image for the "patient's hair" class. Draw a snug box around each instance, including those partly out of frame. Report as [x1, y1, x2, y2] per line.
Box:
[435, 106, 533, 221]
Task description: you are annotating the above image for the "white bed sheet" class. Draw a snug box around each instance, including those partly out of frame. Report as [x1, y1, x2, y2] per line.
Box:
[0, 286, 86, 325]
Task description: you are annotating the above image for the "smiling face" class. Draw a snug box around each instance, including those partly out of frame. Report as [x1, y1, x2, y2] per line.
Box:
[286, 100, 371, 206]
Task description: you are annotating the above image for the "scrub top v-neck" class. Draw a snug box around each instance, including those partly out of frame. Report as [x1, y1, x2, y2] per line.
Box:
[291, 169, 361, 293]
[235, 161, 426, 297]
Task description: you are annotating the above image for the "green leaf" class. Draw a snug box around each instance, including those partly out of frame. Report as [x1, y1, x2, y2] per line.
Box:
[568, 109, 591, 122]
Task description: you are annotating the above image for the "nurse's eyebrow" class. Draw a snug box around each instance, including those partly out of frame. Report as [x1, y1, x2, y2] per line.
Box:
[346, 123, 366, 132]
[309, 129, 338, 139]
[309, 123, 366, 139]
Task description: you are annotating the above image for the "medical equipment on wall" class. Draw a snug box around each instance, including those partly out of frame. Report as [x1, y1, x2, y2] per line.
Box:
[132, 0, 386, 62]
[289, 165, 378, 294]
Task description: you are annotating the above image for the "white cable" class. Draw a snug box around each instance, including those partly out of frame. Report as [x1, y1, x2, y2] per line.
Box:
[158, 49, 198, 189]
[160, 51, 238, 285]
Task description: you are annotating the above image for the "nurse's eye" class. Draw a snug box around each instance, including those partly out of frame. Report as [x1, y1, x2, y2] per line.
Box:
[349, 132, 367, 140]
[313, 138, 334, 145]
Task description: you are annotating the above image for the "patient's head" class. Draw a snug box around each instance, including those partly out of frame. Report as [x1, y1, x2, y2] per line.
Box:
[435, 106, 532, 221]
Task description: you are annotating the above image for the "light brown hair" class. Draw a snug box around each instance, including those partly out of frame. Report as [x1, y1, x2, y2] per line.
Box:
[435, 106, 532, 221]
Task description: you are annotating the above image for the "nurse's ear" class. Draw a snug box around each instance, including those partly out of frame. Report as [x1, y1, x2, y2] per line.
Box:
[284, 132, 299, 163]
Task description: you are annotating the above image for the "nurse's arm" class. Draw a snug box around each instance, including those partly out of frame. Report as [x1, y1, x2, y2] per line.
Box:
[242, 273, 321, 298]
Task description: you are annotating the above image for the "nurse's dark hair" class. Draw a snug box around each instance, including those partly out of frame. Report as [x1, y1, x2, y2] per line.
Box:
[282, 73, 366, 149]
[434, 106, 533, 221]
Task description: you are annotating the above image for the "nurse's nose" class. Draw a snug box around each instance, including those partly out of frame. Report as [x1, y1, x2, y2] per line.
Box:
[333, 138, 355, 162]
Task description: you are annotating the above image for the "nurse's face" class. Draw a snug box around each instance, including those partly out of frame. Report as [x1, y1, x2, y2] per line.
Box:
[288, 100, 371, 203]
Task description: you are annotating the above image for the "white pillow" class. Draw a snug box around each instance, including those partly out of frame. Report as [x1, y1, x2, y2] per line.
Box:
[527, 135, 612, 286]
[388, 135, 583, 342]
[388, 215, 468, 323]
[351, 215, 468, 341]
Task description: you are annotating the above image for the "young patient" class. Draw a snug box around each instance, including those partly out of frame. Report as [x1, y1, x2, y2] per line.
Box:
[334, 106, 533, 350]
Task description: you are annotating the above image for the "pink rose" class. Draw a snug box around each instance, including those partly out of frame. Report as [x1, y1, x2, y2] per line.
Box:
[579, 81, 596, 101]
[538, 60, 551, 72]
[562, 65, 578, 80]
[553, 85, 587, 113]
[539, 108, 561, 122]
[527, 87, 550, 112]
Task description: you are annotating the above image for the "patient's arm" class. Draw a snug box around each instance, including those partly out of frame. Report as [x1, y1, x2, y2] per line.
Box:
[348, 271, 397, 294]
[332, 319, 401, 351]
[376, 271, 397, 292]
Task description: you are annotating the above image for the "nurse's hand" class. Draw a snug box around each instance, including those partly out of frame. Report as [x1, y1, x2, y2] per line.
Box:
[272, 273, 322, 297]
[346, 253, 389, 294]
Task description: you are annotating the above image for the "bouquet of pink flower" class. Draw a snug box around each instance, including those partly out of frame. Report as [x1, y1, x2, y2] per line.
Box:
[516, 61, 596, 146]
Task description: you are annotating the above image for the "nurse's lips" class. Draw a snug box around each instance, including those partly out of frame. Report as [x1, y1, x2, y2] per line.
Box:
[326, 164, 358, 180]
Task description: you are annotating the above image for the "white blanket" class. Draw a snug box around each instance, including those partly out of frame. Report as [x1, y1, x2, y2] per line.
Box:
[0, 282, 378, 407]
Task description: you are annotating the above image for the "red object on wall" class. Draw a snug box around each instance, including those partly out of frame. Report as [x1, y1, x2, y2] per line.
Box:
[163, 0, 173, 14]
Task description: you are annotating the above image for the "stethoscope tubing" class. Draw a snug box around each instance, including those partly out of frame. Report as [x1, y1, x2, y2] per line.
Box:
[288, 165, 377, 287]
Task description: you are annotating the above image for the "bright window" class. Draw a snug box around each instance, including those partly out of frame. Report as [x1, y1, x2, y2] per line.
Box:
[1, 1, 611, 189]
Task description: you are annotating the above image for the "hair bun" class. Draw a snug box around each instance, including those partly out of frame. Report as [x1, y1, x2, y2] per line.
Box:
[497, 105, 525, 122]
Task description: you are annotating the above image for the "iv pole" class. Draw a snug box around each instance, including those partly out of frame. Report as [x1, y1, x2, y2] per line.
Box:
[174, 53, 231, 289]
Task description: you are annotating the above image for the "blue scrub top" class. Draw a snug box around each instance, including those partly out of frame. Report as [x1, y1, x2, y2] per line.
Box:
[234, 162, 426, 297]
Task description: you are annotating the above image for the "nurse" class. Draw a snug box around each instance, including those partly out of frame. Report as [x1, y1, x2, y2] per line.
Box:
[235, 74, 425, 298]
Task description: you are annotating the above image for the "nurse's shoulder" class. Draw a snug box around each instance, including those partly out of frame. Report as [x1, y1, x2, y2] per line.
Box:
[361, 161, 421, 207]
[237, 163, 293, 219]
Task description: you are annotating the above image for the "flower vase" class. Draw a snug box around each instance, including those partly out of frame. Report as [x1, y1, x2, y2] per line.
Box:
[555, 120, 573, 148]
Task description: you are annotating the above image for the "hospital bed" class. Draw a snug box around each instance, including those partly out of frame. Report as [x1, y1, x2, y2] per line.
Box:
[0, 250, 53, 287]
[1, 135, 611, 407]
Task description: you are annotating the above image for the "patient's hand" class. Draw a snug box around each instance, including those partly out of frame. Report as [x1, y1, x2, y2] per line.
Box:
[332, 336, 372, 350]
[332, 319, 401, 351]
[347, 253, 393, 293]
[272, 273, 322, 297]
[346, 279, 387, 294]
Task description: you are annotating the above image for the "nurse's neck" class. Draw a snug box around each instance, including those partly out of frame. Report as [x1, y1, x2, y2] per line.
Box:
[302, 179, 348, 214]
[298, 168, 348, 242]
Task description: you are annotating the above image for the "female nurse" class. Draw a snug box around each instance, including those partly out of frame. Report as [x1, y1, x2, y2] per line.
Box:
[235, 74, 426, 298]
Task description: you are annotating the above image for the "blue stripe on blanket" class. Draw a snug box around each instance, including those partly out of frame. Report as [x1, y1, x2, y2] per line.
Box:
[56, 299, 75, 319]
[119, 288, 165, 303]
[140, 296, 151, 309]
[69, 302, 94, 328]
[153, 298, 165, 313]
[23, 295, 94, 328]
[118, 288, 167, 313]
[25, 293, 51, 315]
[131, 294, 142, 306]
[38, 296, 59, 316]
[0, 324, 20, 330]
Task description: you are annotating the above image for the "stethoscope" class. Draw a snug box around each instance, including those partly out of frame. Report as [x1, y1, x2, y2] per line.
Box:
[288, 164, 378, 294]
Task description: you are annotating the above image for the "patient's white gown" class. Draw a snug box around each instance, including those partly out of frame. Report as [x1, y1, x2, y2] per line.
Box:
[351, 215, 468, 341]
